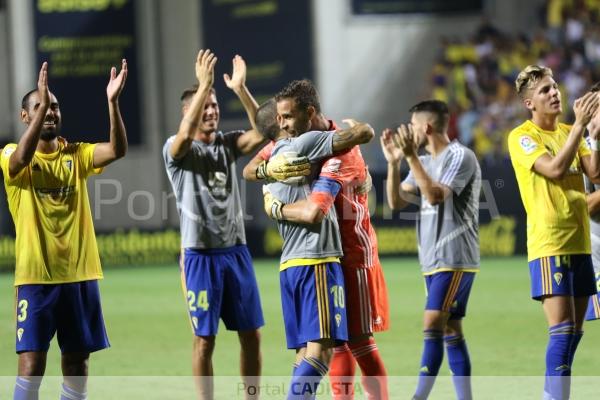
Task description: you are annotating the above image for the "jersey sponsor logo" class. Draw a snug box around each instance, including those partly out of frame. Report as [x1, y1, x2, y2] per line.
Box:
[35, 185, 76, 199]
[519, 135, 538, 154]
[554, 272, 563, 286]
[323, 158, 341, 174]
[192, 317, 198, 330]
[17, 328, 24, 342]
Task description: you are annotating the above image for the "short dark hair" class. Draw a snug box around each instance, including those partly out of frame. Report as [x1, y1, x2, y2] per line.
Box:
[255, 98, 279, 141]
[180, 84, 216, 103]
[21, 89, 38, 110]
[275, 79, 321, 113]
[409, 100, 449, 133]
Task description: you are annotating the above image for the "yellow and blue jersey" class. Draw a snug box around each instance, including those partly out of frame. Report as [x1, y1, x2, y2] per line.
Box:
[508, 120, 591, 261]
[1, 141, 103, 285]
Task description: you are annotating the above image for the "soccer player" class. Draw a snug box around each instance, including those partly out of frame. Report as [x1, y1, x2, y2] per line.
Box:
[508, 65, 600, 400]
[162, 50, 277, 400]
[382, 100, 481, 400]
[255, 97, 375, 399]
[584, 174, 600, 322]
[244, 80, 390, 400]
[1, 60, 128, 400]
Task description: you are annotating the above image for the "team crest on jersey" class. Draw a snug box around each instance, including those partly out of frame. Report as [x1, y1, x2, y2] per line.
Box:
[519, 136, 538, 154]
[64, 160, 72, 171]
[323, 159, 341, 174]
[554, 272, 563, 286]
[17, 328, 24, 342]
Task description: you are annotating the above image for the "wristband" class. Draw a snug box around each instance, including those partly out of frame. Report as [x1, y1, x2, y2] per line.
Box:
[256, 160, 268, 180]
[590, 137, 600, 151]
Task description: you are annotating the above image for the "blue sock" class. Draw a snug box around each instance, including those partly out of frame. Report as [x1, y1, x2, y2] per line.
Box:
[413, 330, 444, 400]
[545, 322, 574, 400]
[287, 357, 328, 400]
[445, 335, 472, 400]
[60, 383, 87, 400]
[13, 377, 41, 400]
[568, 331, 583, 367]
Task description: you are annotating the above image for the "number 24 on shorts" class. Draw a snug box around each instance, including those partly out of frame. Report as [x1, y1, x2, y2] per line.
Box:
[187, 290, 209, 312]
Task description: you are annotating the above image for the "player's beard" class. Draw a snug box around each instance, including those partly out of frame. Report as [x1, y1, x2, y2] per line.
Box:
[40, 122, 61, 142]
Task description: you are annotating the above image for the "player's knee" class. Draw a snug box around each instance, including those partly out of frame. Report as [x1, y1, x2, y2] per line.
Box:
[238, 329, 261, 349]
[423, 310, 448, 330]
[444, 320, 463, 337]
[61, 353, 89, 377]
[193, 336, 216, 358]
[18, 352, 47, 377]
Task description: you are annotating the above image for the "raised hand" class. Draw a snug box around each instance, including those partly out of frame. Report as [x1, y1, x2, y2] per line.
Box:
[587, 92, 600, 139]
[574, 91, 600, 127]
[195, 49, 217, 89]
[37, 62, 50, 106]
[223, 54, 246, 92]
[380, 128, 403, 163]
[107, 59, 128, 103]
[397, 124, 417, 158]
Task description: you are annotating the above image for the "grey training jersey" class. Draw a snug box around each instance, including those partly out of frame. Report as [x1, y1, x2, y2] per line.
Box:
[403, 141, 481, 273]
[266, 131, 344, 264]
[163, 130, 246, 249]
[585, 176, 600, 271]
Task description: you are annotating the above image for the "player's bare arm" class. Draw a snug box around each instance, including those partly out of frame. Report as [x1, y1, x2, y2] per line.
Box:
[587, 190, 600, 215]
[398, 124, 449, 206]
[581, 103, 600, 182]
[381, 128, 418, 210]
[170, 49, 217, 160]
[533, 91, 599, 180]
[243, 151, 266, 181]
[93, 59, 128, 168]
[332, 119, 374, 152]
[9, 62, 50, 177]
[224, 55, 266, 155]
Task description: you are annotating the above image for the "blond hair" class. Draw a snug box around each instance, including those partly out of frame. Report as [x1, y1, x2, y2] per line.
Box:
[515, 65, 553, 97]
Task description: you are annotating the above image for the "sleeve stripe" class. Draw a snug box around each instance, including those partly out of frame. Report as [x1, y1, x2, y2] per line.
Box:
[440, 145, 465, 186]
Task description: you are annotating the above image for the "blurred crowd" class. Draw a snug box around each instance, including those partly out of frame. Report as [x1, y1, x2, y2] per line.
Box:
[430, 0, 600, 167]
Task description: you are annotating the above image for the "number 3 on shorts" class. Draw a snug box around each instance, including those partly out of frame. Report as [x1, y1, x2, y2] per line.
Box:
[187, 290, 209, 312]
[17, 299, 28, 322]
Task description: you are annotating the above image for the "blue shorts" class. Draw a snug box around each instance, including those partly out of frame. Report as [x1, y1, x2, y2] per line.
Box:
[528, 255, 597, 301]
[15, 280, 110, 354]
[280, 262, 348, 349]
[424, 271, 476, 319]
[585, 271, 600, 321]
[181, 245, 264, 336]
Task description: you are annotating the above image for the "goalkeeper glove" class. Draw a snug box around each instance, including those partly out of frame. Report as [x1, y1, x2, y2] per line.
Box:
[256, 152, 311, 182]
[262, 186, 285, 220]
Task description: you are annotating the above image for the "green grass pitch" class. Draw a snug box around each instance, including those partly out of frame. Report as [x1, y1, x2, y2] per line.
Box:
[0, 257, 598, 398]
